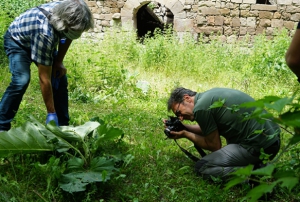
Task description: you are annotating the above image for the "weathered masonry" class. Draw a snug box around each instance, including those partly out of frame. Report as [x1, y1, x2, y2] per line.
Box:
[85, 0, 300, 42]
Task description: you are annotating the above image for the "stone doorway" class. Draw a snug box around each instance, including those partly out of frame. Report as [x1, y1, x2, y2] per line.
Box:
[121, 0, 185, 37]
[136, 2, 174, 38]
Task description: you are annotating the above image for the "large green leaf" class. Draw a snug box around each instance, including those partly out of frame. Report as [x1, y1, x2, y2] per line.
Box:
[288, 133, 300, 146]
[231, 164, 254, 176]
[90, 156, 117, 172]
[0, 122, 54, 157]
[279, 111, 300, 127]
[264, 97, 294, 113]
[224, 176, 247, 190]
[59, 156, 117, 193]
[30, 119, 72, 153]
[251, 164, 275, 176]
[66, 157, 85, 172]
[245, 183, 276, 202]
[239, 100, 265, 108]
[275, 177, 299, 191]
[46, 122, 82, 142]
[60, 121, 100, 140]
[208, 99, 225, 109]
[59, 170, 110, 193]
[96, 124, 123, 142]
[59, 174, 89, 193]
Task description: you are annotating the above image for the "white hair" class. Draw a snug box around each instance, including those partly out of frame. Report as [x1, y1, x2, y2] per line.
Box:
[50, 0, 94, 32]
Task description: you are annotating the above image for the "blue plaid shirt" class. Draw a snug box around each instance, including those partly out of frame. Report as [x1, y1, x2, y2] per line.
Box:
[8, 1, 61, 66]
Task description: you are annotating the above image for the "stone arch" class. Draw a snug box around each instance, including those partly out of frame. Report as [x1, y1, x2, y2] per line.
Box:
[121, 0, 190, 33]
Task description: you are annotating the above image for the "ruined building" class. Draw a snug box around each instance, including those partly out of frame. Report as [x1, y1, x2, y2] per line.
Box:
[85, 0, 300, 42]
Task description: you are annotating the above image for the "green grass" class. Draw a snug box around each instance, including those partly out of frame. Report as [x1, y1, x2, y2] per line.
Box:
[0, 4, 300, 200]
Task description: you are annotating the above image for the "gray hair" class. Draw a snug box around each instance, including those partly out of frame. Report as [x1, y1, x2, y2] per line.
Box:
[50, 0, 94, 32]
[167, 87, 197, 111]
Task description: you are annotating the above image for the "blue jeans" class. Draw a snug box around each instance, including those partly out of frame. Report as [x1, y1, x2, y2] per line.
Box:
[0, 31, 69, 130]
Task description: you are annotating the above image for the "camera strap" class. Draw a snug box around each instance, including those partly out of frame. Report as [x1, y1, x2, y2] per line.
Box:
[174, 139, 206, 162]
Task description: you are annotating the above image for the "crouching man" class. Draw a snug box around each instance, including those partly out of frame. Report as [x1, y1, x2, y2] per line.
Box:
[166, 87, 281, 179]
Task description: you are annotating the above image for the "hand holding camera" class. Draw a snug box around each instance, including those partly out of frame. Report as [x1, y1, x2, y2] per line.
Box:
[164, 116, 187, 138]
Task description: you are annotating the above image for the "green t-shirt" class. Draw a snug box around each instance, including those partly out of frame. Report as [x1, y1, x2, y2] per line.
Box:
[193, 88, 280, 152]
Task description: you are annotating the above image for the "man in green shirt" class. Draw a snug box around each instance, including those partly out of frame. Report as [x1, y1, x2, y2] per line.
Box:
[166, 87, 281, 179]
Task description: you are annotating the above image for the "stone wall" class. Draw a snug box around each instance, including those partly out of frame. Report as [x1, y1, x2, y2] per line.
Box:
[85, 0, 300, 42]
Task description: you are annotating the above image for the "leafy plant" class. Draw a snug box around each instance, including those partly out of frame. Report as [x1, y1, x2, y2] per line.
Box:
[0, 116, 131, 194]
[220, 95, 300, 201]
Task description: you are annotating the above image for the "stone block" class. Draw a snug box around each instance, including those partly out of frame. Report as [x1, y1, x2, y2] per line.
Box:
[232, 17, 241, 26]
[125, 0, 140, 8]
[194, 26, 223, 35]
[117, 2, 125, 8]
[196, 16, 207, 25]
[259, 19, 271, 27]
[291, 13, 300, 21]
[199, 1, 216, 7]
[112, 13, 121, 20]
[93, 14, 100, 20]
[232, 0, 243, 3]
[277, 0, 293, 5]
[165, 0, 177, 10]
[220, 8, 231, 15]
[215, 16, 224, 25]
[247, 17, 256, 27]
[207, 16, 215, 25]
[86, 1, 97, 7]
[256, 26, 265, 34]
[224, 26, 232, 35]
[242, 0, 256, 3]
[284, 21, 297, 29]
[240, 18, 247, 26]
[174, 19, 194, 32]
[273, 12, 281, 19]
[227, 35, 237, 43]
[293, 0, 300, 4]
[271, 19, 284, 27]
[177, 11, 187, 19]
[259, 11, 273, 19]
[240, 4, 251, 9]
[286, 5, 300, 13]
[251, 5, 277, 11]
[249, 10, 259, 17]
[171, 1, 184, 14]
[230, 9, 240, 17]
[240, 27, 247, 35]
[240, 10, 250, 17]
[121, 8, 132, 17]
[104, 1, 118, 8]
[200, 7, 221, 15]
[121, 17, 134, 31]
[246, 27, 256, 35]
[266, 27, 274, 35]
[224, 17, 232, 26]
[185, 0, 195, 4]
[282, 12, 292, 20]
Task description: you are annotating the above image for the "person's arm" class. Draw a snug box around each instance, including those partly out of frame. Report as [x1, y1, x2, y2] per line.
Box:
[183, 124, 202, 135]
[52, 38, 72, 78]
[170, 129, 222, 152]
[37, 63, 55, 113]
[285, 23, 300, 81]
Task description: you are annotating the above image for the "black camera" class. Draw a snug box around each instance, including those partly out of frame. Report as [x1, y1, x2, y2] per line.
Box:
[164, 116, 187, 138]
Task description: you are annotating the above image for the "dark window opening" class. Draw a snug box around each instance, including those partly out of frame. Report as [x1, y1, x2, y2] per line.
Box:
[136, 2, 174, 39]
[256, 0, 271, 4]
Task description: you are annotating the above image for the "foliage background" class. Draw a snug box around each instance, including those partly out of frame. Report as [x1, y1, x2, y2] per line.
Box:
[0, 0, 299, 201]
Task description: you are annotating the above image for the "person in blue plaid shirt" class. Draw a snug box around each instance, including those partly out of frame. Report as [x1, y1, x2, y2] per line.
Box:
[0, 0, 94, 131]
